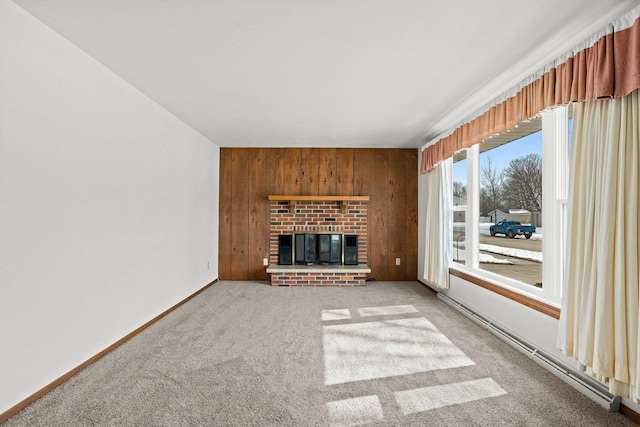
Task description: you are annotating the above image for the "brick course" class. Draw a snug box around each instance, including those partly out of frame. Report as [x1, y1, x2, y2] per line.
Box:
[269, 272, 368, 286]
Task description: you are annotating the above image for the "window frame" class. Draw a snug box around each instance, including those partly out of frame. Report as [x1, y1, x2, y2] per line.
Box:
[450, 153, 468, 265]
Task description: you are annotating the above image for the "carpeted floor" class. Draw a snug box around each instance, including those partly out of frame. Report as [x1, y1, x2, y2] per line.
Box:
[4, 281, 634, 426]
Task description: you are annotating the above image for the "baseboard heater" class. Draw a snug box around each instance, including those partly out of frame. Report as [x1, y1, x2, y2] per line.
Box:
[437, 292, 621, 412]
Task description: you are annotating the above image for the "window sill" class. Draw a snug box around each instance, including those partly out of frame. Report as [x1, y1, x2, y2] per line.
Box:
[448, 267, 561, 319]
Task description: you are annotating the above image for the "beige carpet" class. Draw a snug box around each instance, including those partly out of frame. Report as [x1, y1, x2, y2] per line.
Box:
[4, 281, 634, 426]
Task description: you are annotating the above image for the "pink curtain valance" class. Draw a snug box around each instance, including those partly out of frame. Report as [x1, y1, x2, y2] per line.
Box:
[420, 13, 640, 174]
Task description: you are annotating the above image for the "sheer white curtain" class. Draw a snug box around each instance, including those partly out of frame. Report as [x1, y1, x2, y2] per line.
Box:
[558, 89, 640, 401]
[423, 161, 451, 288]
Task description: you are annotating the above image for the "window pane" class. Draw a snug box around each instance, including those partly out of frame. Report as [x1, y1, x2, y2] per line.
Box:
[478, 119, 542, 287]
[452, 152, 467, 206]
[452, 210, 466, 264]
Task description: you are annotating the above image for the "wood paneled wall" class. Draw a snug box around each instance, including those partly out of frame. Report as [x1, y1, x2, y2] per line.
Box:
[219, 148, 418, 281]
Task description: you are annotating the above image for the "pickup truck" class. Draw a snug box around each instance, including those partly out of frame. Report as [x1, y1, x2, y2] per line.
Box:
[489, 220, 535, 239]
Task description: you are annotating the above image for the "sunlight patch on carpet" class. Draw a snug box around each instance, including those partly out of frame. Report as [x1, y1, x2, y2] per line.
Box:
[323, 317, 474, 385]
[394, 378, 507, 414]
[321, 309, 352, 321]
[357, 304, 418, 317]
[326, 395, 384, 427]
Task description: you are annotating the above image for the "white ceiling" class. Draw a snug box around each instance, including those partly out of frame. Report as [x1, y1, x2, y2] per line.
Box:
[13, 0, 640, 148]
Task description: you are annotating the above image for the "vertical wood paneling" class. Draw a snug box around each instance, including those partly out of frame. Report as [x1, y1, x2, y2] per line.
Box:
[353, 149, 371, 197]
[284, 148, 301, 195]
[405, 150, 419, 280]
[267, 148, 285, 195]
[266, 148, 285, 276]
[220, 148, 419, 281]
[248, 148, 268, 280]
[230, 148, 250, 280]
[218, 148, 233, 280]
[318, 148, 337, 196]
[353, 149, 372, 267]
[370, 150, 389, 280]
[300, 148, 318, 195]
[387, 150, 406, 280]
[337, 148, 354, 196]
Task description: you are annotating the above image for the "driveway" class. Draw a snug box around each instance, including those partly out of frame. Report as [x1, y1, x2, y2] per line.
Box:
[479, 234, 542, 252]
[478, 253, 542, 286]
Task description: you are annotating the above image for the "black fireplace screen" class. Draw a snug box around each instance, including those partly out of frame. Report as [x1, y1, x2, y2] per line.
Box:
[294, 233, 341, 265]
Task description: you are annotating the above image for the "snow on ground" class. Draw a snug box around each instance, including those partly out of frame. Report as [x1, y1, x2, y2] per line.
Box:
[478, 243, 542, 263]
[452, 248, 513, 264]
[479, 252, 513, 264]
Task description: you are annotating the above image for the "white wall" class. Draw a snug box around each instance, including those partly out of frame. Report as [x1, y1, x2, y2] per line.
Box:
[0, 0, 219, 413]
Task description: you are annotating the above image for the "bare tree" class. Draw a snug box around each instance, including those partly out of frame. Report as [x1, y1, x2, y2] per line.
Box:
[452, 181, 467, 205]
[480, 187, 496, 218]
[502, 153, 542, 212]
[480, 156, 504, 220]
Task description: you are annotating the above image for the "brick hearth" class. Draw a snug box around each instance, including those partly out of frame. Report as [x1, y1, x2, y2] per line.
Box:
[265, 265, 372, 286]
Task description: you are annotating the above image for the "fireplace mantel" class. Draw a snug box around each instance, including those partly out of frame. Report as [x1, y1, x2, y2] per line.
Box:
[268, 195, 369, 214]
[268, 195, 370, 201]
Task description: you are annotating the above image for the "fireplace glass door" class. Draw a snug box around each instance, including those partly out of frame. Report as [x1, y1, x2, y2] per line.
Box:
[330, 234, 342, 264]
[295, 233, 342, 265]
[319, 234, 342, 264]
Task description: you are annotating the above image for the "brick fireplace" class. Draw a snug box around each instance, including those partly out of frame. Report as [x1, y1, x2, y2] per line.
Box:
[266, 196, 370, 286]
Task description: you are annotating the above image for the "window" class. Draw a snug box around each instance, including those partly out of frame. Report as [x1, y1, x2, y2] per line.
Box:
[478, 118, 542, 287]
[449, 106, 571, 304]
